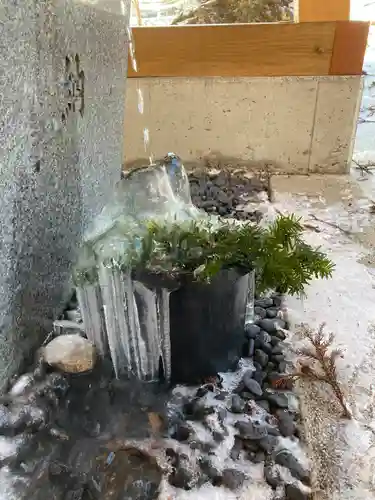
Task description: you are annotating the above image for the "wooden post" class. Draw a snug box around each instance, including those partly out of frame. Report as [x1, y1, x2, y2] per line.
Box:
[295, 0, 350, 22]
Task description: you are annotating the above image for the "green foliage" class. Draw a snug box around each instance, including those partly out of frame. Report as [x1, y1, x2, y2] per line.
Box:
[130, 214, 334, 296]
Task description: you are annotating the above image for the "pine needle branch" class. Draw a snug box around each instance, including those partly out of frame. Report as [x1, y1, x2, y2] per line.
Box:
[277, 323, 352, 419]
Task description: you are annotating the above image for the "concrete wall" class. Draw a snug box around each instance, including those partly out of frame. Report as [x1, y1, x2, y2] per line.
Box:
[0, 0, 129, 388]
[124, 76, 362, 174]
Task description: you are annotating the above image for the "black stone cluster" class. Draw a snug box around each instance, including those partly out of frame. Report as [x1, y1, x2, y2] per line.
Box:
[188, 170, 266, 221]
[163, 295, 310, 500]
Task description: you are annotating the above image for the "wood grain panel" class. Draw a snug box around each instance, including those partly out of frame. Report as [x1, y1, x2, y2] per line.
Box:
[330, 21, 369, 75]
[128, 23, 336, 78]
[296, 0, 350, 22]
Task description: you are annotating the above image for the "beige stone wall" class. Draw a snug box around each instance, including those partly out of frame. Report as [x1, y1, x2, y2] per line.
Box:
[124, 76, 362, 174]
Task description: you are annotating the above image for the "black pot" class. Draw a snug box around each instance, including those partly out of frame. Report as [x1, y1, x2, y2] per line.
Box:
[169, 268, 249, 383]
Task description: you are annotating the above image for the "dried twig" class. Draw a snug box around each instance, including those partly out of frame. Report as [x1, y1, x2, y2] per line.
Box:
[353, 159, 375, 177]
[309, 214, 353, 238]
[276, 323, 352, 419]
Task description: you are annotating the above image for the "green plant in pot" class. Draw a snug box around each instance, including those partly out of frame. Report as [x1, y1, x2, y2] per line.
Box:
[129, 213, 334, 384]
[131, 214, 334, 296]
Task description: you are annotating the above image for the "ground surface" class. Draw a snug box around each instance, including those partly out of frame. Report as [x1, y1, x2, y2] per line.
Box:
[270, 171, 375, 499]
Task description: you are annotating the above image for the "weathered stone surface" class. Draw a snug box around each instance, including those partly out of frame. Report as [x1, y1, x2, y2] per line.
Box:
[43, 334, 96, 373]
[0, 0, 129, 388]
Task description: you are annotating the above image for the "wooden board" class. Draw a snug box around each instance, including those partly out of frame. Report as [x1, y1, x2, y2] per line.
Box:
[128, 22, 336, 78]
[330, 21, 370, 75]
[296, 0, 350, 22]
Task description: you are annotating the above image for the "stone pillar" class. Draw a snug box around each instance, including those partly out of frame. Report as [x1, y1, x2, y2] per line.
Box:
[0, 0, 130, 388]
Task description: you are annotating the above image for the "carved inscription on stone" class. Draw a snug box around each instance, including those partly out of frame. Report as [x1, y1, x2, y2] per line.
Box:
[61, 54, 85, 123]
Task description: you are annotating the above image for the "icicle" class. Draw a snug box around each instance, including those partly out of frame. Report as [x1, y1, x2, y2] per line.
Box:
[156, 288, 172, 382]
[98, 264, 131, 378]
[133, 281, 160, 380]
[76, 284, 108, 355]
[122, 272, 147, 379]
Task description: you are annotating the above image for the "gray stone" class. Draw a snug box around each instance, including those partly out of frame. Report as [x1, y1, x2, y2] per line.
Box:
[235, 419, 268, 440]
[221, 469, 247, 490]
[254, 306, 267, 319]
[272, 295, 283, 308]
[270, 335, 281, 346]
[247, 338, 255, 357]
[267, 392, 290, 409]
[255, 298, 273, 309]
[259, 331, 272, 344]
[231, 394, 245, 414]
[266, 308, 278, 319]
[0, 0, 130, 388]
[244, 324, 261, 339]
[254, 349, 269, 368]
[277, 410, 296, 437]
[274, 450, 310, 483]
[243, 376, 263, 397]
[264, 464, 283, 489]
[258, 319, 286, 335]
[285, 483, 309, 500]
[258, 435, 278, 454]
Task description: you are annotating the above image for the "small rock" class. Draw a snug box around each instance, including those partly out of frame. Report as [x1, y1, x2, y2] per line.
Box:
[252, 370, 266, 386]
[273, 354, 285, 364]
[270, 335, 281, 346]
[247, 339, 255, 357]
[9, 374, 34, 397]
[235, 419, 268, 440]
[244, 324, 261, 339]
[264, 464, 283, 489]
[221, 469, 247, 490]
[243, 374, 263, 397]
[267, 392, 289, 409]
[260, 342, 273, 356]
[184, 398, 215, 420]
[253, 361, 263, 372]
[43, 334, 96, 373]
[254, 306, 267, 319]
[272, 345, 283, 355]
[230, 437, 243, 460]
[255, 298, 273, 309]
[172, 422, 191, 442]
[258, 435, 278, 454]
[266, 362, 277, 373]
[256, 400, 270, 412]
[168, 451, 200, 490]
[242, 439, 259, 452]
[199, 458, 221, 484]
[272, 295, 283, 308]
[259, 331, 272, 344]
[274, 329, 287, 341]
[258, 319, 286, 335]
[231, 395, 245, 414]
[215, 391, 228, 401]
[241, 391, 255, 401]
[274, 450, 310, 483]
[265, 422, 281, 436]
[250, 450, 265, 464]
[285, 483, 309, 500]
[266, 308, 278, 319]
[254, 349, 268, 368]
[189, 440, 215, 454]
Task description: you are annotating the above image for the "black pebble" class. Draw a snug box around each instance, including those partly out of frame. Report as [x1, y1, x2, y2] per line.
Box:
[255, 298, 273, 308]
[254, 349, 268, 368]
[245, 324, 261, 339]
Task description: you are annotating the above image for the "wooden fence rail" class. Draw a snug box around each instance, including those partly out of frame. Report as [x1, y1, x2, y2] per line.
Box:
[128, 21, 369, 78]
